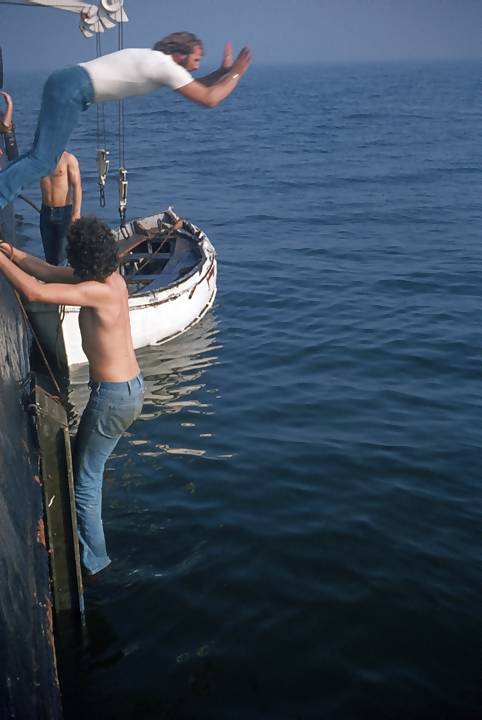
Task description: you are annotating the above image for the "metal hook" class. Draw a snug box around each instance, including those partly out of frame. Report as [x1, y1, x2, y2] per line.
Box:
[96, 148, 110, 207]
[118, 166, 128, 230]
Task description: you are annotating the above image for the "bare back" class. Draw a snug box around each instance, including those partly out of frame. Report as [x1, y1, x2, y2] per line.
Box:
[78, 272, 139, 382]
[40, 151, 76, 207]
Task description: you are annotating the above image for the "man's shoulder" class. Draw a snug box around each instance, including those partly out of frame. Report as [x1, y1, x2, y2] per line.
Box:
[106, 272, 128, 297]
[112, 48, 159, 60]
[145, 51, 193, 88]
[70, 276, 121, 312]
[64, 151, 79, 166]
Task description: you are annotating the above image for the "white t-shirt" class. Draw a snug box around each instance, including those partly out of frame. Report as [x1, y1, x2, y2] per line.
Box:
[79, 48, 193, 103]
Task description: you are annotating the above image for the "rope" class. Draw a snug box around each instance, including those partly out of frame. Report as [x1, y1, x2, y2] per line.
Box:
[117, 16, 125, 169]
[56, 304, 66, 368]
[95, 31, 108, 207]
[129, 221, 183, 277]
[116, 11, 128, 229]
[0, 1, 81, 7]
[118, 99, 125, 169]
[18, 194, 41, 213]
[95, 32, 101, 142]
[95, 33, 106, 149]
[16, 289, 63, 397]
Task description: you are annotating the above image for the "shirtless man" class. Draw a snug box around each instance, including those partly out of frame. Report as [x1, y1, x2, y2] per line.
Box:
[40, 151, 82, 265]
[0, 216, 143, 577]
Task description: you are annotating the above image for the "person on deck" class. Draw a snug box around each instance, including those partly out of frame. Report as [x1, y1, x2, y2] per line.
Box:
[0, 216, 144, 578]
[40, 151, 82, 265]
[0, 32, 251, 208]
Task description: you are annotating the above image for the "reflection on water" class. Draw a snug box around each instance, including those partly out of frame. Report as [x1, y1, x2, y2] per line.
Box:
[138, 312, 220, 420]
[66, 312, 221, 456]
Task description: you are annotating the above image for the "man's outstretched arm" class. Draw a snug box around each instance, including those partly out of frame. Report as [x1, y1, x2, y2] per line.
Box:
[177, 46, 251, 108]
[0, 248, 110, 307]
[0, 242, 76, 283]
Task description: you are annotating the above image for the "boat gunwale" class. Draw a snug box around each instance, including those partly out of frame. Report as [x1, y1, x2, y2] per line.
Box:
[124, 229, 214, 297]
[28, 212, 216, 315]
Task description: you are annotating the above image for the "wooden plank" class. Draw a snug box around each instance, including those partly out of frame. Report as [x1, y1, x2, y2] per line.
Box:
[122, 252, 170, 261]
[117, 218, 183, 257]
[117, 232, 148, 258]
[33, 381, 84, 623]
[125, 275, 158, 283]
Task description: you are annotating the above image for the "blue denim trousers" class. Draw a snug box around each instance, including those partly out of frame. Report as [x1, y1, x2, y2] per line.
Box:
[40, 203, 72, 265]
[0, 65, 93, 208]
[74, 374, 144, 576]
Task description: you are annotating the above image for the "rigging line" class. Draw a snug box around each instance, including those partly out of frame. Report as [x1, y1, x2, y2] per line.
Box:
[95, 33, 101, 145]
[15, 289, 63, 398]
[129, 221, 184, 277]
[117, 98, 124, 168]
[0, 1, 84, 7]
[95, 31, 106, 149]
[95, 29, 108, 206]
[18, 194, 41, 213]
[117, 16, 125, 168]
[116, 8, 127, 229]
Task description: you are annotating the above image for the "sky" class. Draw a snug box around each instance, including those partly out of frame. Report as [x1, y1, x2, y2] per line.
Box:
[1, 0, 482, 73]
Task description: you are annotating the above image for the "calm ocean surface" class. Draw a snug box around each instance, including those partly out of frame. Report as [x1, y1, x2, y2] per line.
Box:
[6, 61, 482, 719]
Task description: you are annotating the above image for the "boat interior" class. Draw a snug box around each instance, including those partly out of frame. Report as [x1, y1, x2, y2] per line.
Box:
[119, 217, 203, 295]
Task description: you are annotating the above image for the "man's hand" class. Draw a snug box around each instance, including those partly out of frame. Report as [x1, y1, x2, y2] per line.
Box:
[179, 44, 252, 107]
[220, 42, 233, 72]
[0, 240, 15, 261]
[231, 47, 251, 78]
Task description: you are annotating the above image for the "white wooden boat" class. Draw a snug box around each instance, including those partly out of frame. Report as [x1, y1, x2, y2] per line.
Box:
[27, 208, 217, 370]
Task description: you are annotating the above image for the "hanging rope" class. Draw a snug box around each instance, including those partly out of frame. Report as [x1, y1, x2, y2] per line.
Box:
[117, 11, 128, 233]
[16, 289, 63, 397]
[18, 194, 41, 213]
[117, 13, 125, 168]
[0, 1, 82, 7]
[95, 31, 109, 207]
[128, 220, 183, 277]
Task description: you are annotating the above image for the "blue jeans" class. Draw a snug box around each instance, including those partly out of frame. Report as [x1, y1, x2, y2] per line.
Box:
[0, 65, 93, 208]
[40, 203, 72, 265]
[74, 374, 144, 576]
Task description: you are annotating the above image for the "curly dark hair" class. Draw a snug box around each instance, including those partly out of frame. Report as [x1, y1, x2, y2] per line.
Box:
[66, 217, 119, 281]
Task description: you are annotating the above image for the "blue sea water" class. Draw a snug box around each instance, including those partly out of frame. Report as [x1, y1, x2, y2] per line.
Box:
[5, 60, 482, 719]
